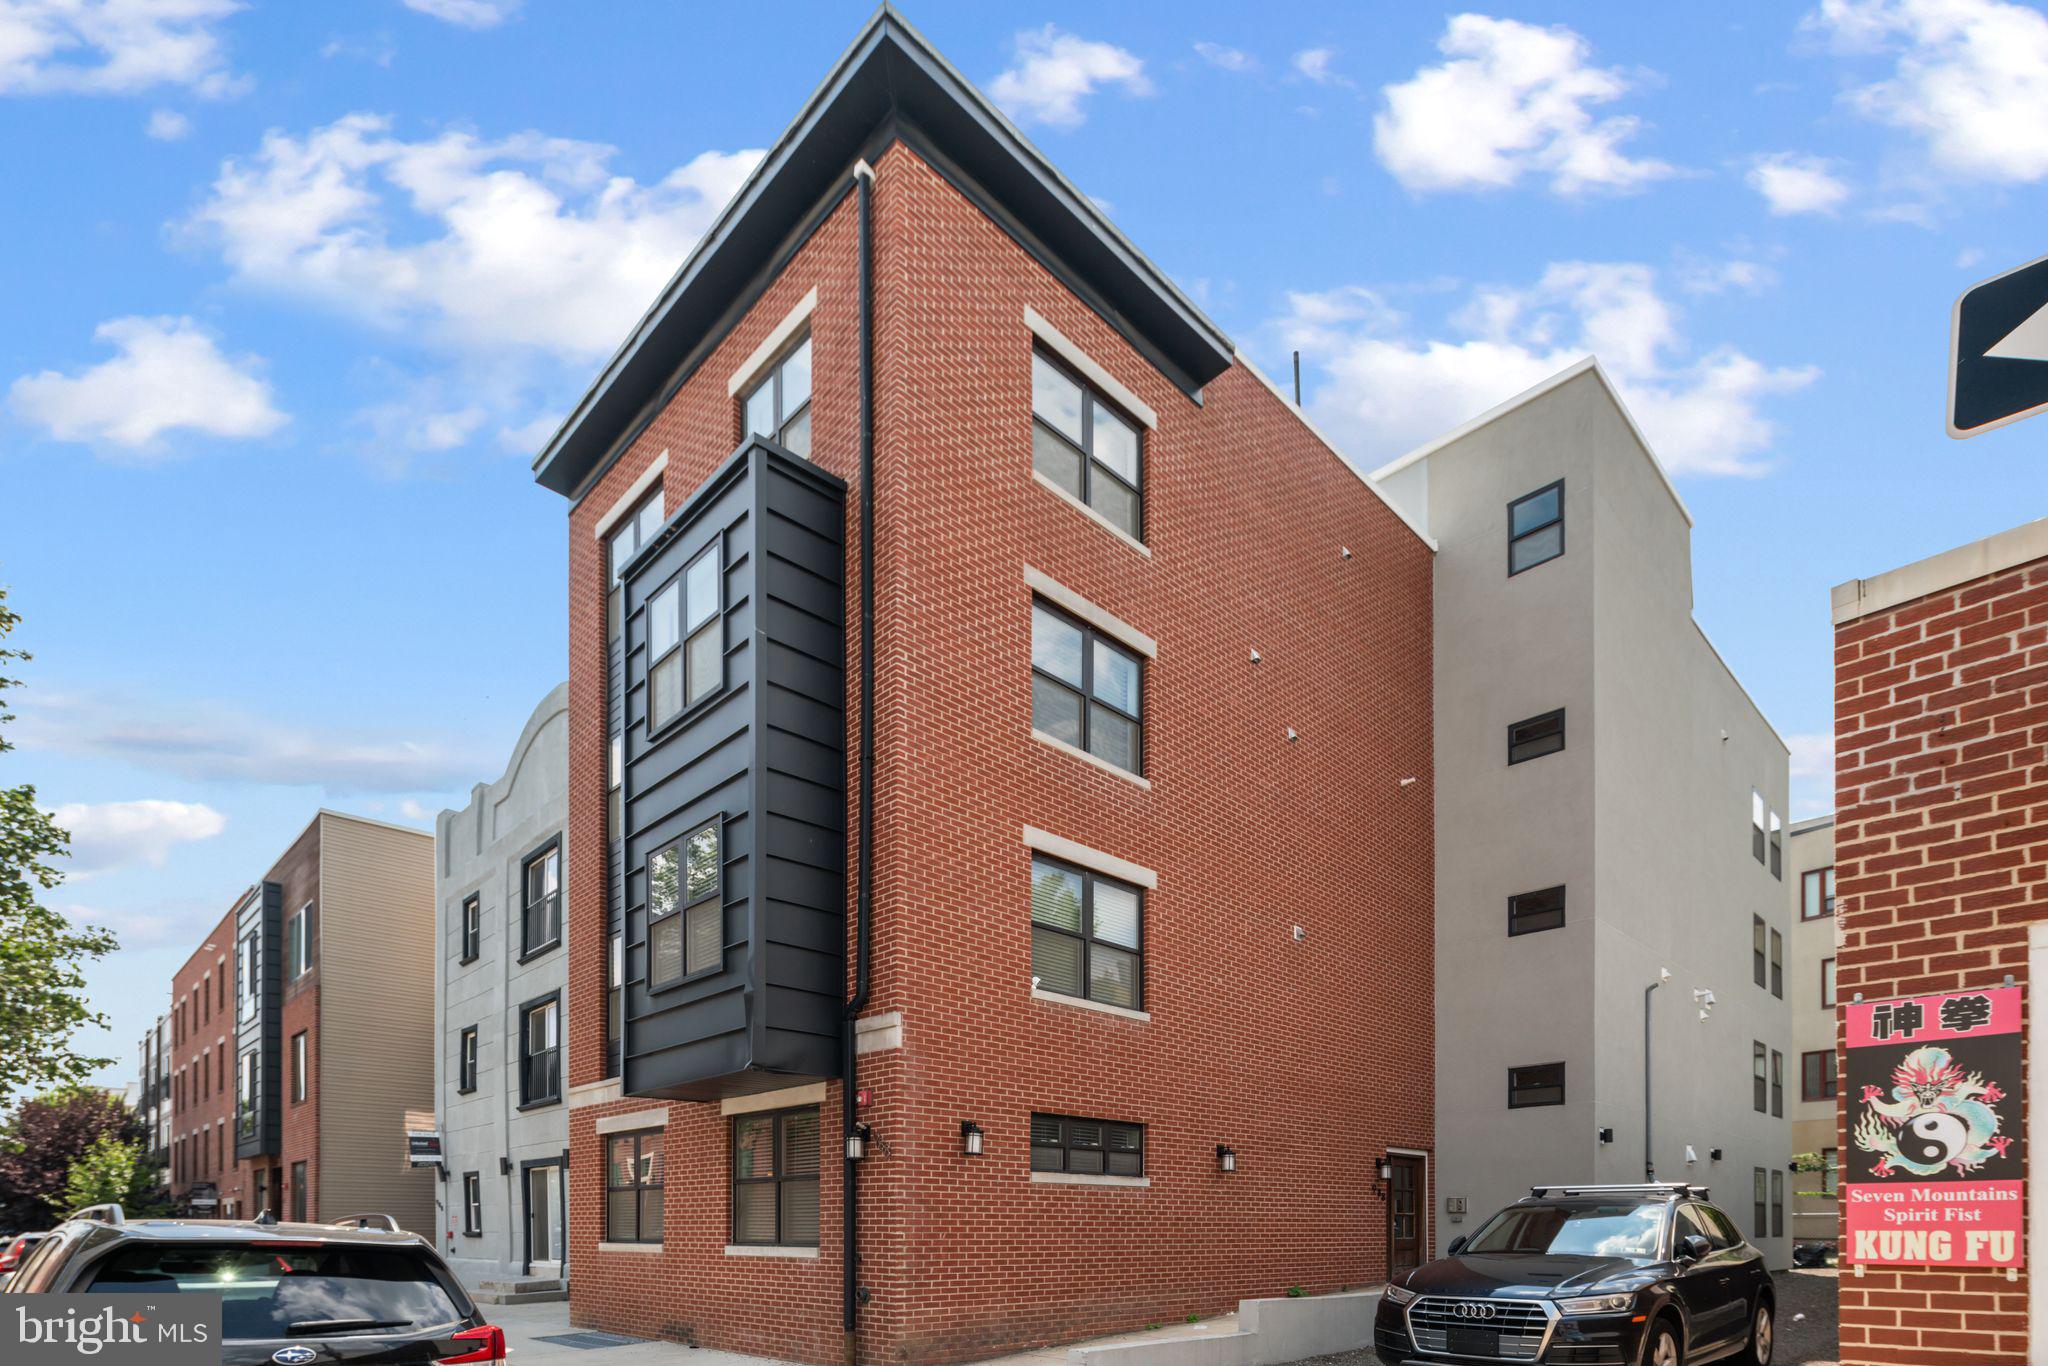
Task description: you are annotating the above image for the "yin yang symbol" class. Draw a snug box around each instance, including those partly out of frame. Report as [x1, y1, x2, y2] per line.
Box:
[1904, 1112, 1969, 1167]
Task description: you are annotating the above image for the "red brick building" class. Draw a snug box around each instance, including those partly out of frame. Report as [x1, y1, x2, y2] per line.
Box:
[1832, 517, 2048, 1364]
[169, 903, 238, 1215]
[532, 14, 1434, 1365]
[165, 811, 437, 1235]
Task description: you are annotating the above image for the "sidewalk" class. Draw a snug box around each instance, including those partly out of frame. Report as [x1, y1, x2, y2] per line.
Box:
[492, 1300, 800, 1366]
[975, 1311, 1246, 1364]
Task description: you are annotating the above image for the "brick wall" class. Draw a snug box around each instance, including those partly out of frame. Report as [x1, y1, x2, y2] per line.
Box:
[169, 904, 240, 1211]
[559, 140, 1434, 1365]
[1835, 553, 2048, 1364]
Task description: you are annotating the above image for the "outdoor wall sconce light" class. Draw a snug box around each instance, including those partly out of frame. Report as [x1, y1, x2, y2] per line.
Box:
[1711, 1148, 1724, 1162]
[1217, 1145, 1237, 1173]
[846, 1123, 873, 1162]
[1377, 1158, 1394, 1182]
[960, 1121, 984, 1157]
[1597, 1128, 1614, 1144]
[498, 1157, 511, 1175]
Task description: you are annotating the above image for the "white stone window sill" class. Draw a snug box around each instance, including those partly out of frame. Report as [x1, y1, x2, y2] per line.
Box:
[1031, 987, 1150, 1023]
[1031, 1172, 1150, 1188]
[725, 1244, 820, 1259]
[596, 1241, 663, 1255]
[1032, 471, 1152, 558]
[1030, 729, 1152, 790]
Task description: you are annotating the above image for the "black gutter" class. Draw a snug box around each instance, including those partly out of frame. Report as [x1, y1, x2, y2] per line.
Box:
[842, 157, 877, 1360]
[1644, 977, 1660, 1181]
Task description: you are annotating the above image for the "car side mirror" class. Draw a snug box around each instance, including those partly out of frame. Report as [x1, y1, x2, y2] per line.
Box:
[1679, 1234, 1711, 1262]
[1447, 1235, 1468, 1257]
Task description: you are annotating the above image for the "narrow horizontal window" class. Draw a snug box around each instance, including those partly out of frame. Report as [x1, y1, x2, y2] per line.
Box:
[1507, 709, 1565, 765]
[1508, 480, 1564, 575]
[1508, 1063, 1565, 1109]
[1030, 1113, 1143, 1176]
[1507, 885, 1566, 936]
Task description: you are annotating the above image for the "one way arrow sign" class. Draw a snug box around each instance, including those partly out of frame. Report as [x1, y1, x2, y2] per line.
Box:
[1950, 252, 2048, 437]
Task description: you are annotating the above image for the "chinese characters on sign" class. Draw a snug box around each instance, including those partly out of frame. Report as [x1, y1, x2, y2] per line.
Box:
[1843, 986, 2025, 1268]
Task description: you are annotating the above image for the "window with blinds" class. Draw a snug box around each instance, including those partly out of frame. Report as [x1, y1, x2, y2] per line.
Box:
[1029, 857, 1142, 1010]
[1030, 1113, 1143, 1176]
[606, 1130, 664, 1244]
[648, 820, 721, 989]
[731, 1107, 819, 1247]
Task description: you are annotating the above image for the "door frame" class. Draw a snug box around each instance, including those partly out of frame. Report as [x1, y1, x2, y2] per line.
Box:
[518, 1156, 565, 1278]
[1386, 1147, 1431, 1271]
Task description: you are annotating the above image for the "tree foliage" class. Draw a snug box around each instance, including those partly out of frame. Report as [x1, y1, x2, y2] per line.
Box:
[0, 1088, 140, 1231]
[52, 1134, 165, 1218]
[0, 584, 117, 1099]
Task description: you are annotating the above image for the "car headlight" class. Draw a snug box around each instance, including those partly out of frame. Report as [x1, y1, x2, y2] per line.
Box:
[1384, 1282, 1420, 1306]
[1558, 1293, 1635, 1316]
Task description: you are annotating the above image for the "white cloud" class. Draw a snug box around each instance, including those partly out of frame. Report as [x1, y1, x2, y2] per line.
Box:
[1787, 730, 1835, 815]
[1374, 13, 1675, 196]
[58, 896, 219, 948]
[1676, 254, 1778, 295]
[1193, 40, 1255, 73]
[1810, 0, 2048, 183]
[400, 0, 517, 28]
[0, 0, 245, 97]
[990, 25, 1151, 129]
[18, 689, 493, 793]
[8, 315, 285, 453]
[1275, 261, 1816, 474]
[145, 106, 188, 139]
[49, 799, 226, 876]
[183, 113, 761, 364]
[1293, 47, 1344, 84]
[1957, 246, 1984, 268]
[1747, 151, 1851, 214]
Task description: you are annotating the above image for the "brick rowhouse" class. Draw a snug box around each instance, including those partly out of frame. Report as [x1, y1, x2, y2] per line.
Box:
[1832, 517, 2048, 1365]
[537, 14, 1434, 1364]
[169, 902, 240, 1215]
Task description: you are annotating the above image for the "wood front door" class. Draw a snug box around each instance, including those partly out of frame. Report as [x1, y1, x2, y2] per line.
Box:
[1387, 1154, 1425, 1279]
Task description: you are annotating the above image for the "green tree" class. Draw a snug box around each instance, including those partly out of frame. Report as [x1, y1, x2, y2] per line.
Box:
[0, 1087, 140, 1230]
[0, 584, 116, 1098]
[51, 1134, 163, 1218]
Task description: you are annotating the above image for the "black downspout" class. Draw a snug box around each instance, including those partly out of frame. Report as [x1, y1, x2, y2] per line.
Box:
[1644, 978, 1660, 1182]
[843, 158, 876, 1363]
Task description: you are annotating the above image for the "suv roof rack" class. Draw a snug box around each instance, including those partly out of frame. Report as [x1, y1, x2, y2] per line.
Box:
[68, 1203, 126, 1225]
[1529, 1183, 1709, 1199]
[329, 1213, 400, 1232]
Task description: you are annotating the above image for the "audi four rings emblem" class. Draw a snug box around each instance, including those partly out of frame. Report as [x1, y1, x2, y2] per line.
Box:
[1452, 1302, 1498, 1320]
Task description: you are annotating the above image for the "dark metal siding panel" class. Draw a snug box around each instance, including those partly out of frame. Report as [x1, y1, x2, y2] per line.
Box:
[619, 441, 846, 1099]
[234, 882, 283, 1160]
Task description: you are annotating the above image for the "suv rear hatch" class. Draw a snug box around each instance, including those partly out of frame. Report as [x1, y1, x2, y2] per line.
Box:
[80, 1240, 496, 1366]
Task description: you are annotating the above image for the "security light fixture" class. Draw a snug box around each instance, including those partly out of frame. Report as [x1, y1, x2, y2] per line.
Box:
[960, 1121, 984, 1157]
[1377, 1158, 1394, 1182]
[499, 1156, 511, 1175]
[846, 1123, 873, 1162]
[1216, 1144, 1236, 1173]
[1598, 1127, 1614, 1144]
[1712, 1148, 1724, 1162]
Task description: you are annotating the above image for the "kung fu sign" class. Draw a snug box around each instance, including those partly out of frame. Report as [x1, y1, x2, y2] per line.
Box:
[1844, 985, 2024, 1267]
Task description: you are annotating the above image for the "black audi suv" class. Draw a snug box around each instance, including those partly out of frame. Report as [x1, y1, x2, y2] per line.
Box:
[1374, 1183, 1773, 1366]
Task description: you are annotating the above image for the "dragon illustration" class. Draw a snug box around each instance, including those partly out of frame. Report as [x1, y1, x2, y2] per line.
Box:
[1853, 1045, 2011, 1178]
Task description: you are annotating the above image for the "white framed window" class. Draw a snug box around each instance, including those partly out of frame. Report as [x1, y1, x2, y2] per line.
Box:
[648, 545, 722, 731]
[286, 907, 310, 979]
[463, 1172, 482, 1236]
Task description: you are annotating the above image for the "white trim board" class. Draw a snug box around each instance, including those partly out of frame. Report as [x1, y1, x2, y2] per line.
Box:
[592, 452, 669, 540]
[1022, 825, 1157, 888]
[1025, 306, 1158, 429]
[727, 287, 819, 397]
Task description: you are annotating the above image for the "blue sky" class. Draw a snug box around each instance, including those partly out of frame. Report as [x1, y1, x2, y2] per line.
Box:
[4, 0, 2046, 1094]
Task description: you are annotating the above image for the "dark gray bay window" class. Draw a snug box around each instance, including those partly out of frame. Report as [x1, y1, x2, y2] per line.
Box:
[648, 821, 721, 988]
[647, 545, 722, 731]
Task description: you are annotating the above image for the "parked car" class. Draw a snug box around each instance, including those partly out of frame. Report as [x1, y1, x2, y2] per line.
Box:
[0, 1231, 47, 1289]
[1791, 1241, 1836, 1269]
[1, 1204, 505, 1366]
[1374, 1183, 1774, 1366]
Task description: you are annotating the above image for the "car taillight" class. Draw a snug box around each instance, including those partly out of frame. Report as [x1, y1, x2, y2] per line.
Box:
[0, 1240, 24, 1273]
[439, 1324, 505, 1364]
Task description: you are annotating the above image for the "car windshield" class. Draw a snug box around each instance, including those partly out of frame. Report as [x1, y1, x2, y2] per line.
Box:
[1463, 1202, 1665, 1258]
[82, 1244, 463, 1341]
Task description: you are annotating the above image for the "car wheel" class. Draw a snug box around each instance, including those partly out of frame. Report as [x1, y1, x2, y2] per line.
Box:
[1646, 1321, 1682, 1366]
[1741, 1298, 1773, 1366]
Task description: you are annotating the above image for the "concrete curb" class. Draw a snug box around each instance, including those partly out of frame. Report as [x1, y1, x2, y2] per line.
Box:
[1066, 1291, 1382, 1365]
